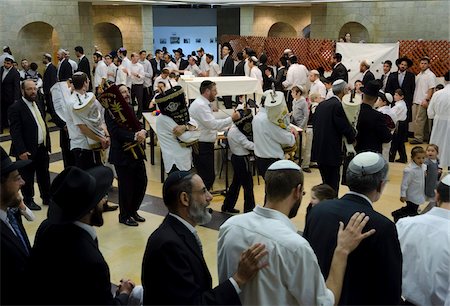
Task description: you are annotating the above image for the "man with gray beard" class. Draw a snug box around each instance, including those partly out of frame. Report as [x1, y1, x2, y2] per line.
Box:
[142, 171, 267, 305]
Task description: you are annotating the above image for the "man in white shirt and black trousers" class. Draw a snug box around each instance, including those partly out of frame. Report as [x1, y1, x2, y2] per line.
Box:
[129, 52, 145, 120]
[189, 80, 240, 191]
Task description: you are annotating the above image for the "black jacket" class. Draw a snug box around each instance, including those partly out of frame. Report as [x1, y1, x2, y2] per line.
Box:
[355, 103, 392, 153]
[8, 98, 51, 157]
[362, 70, 375, 86]
[57, 59, 73, 82]
[234, 61, 245, 76]
[385, 70, 416, 107]
[221, 55, 235, 76]
[304, 193, 402, 305]
[142, 215, 241, 305]
[43, 63, 57, 95]
[150, 58, 165, 78]
[330, 62, 348, 83]
[76, 56, 92, 91]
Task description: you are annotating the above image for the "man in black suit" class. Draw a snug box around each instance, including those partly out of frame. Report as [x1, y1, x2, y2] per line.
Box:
[220, 42, 235, 108]
[360, 60, 375, 86]
[385, 56, 416, 145]
[8, 80, 51, 211]
[75, 46, 92, 91]
[142, 171, 267, 305]
[234, 51, 245, 76]
[105, 85, 148, 227]
[173, 48, 189, 71]
[312, 80, 355, 192]
[26, 166, 136, 305]
[355, 79, 392, 153]
[304, 152, 402, 305]
[330, 53, 348, 83]
[1, 146, 32, 305]
[0, 56, 21, 132]
[42, 53, 57, 117]
[56, 48, 73, 82]
[150, 49, 165, 81]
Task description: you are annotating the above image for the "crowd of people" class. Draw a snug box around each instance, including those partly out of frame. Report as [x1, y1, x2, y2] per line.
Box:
[1, 39, 449, 305]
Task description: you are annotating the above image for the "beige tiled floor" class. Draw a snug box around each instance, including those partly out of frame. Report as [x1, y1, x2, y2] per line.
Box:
[2, 129, 438, 287]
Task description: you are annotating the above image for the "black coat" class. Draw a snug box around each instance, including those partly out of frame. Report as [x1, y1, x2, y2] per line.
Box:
[1, 212, 31, 305]
[355, 103, 392, 153]
[27, 220, 128, 305]
[385, 70, 416, 107]
[58, 59, 73, 82]
[178, 59, 189, 71]
[104, 104, 145, 166]
[43, 63, 57, 95]
[76, 56, 92, 91]
[361, 70, 375, 86]
[303, 193, 402, 305]
[150, 58, 165, 78]
[8, 98, 51, 157]
[311, 96, 355, 166]
[234, 61, 245, 76]
[330, 62, 348, 83]
[0, 66, 21, 128]
[221, 55, 235, 76]
[142, 215, 241, 305]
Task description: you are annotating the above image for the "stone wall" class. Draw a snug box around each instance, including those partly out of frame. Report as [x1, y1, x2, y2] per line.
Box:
[253, 6, 311, 37]
[310, 1, 450, 42]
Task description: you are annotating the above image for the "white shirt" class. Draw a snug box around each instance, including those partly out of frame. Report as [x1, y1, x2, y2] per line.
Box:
[206, 61, 221, 77]
[139, 59, 153, 88]
[381, 71, 391, 91]
[106, 62, 117, 83]
[400, 162, 427, 205]
[391, 99, 407, 122]
[377, 105, 397, 124]
[250, 66, 263, 89]
[199, 54, 208, 72]
[155, 115, 200, 173]
[227, 124, 254, 156]
[115, 64, 127, 86]
[310, 79, 327, 99]
[325, 89, 334, 99]
[93, 60, 107, 88]
[121, 57, 132, 88]
[129, 62, 145, 85]
[396, 207, 450, 306]
[189, 95, 232, 143]
[73, 221, 97, 241]
[283, 63, 309, 90]
[22, 97, 44, 145]
[68, 58, 78, 73]
[413, 68, 437, 105]
[428, 84, 450, 168]
[186, 64, 202, 77]
[153, 75, 170, 91]
[218, 205, 335, 306]
[164, 61, 177, 73]
[244, 59, 250, 76]
[252, 107, 295, 159]
[2, 66, 11, 81]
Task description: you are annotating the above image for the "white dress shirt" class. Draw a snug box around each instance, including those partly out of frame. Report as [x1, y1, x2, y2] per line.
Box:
[155, 115, 200, 173]
[22, 97, 44, 145]
[227, 124, 254, 156]
[153, 75, 170, 91]
[325, 89, 334, 99]
[391, 99, 407, 122]
[164, 61, 177, 72]
[377, 105, 397, 124]
[396, 207, 450, 306]
[68, 58, 78, 73]
[400, 162, 427, 205]
[121, 57, 132, 88]
[139, 59, 153, 88]
[93, 60, 107, 88]
[186, 64, 202, 77]
[106, 62, 117, 83]
[218, 205, 335, 306]
[206, 61, 221, 77]
[115, 64, 127, 86]
[189, 95, 232, 143]
[252, 107, 295, 159]
[310, 79, 327, 98]
[2, 66, 11, 81]
[283, 63, 309, 90]
[250, 66, 263, 89]
[244, 59, 250, 76]
[199, 54, 208, 72]
[413, 68, 437, 105]
[129, 62, 145, 85]
[73, 221, 97, 241]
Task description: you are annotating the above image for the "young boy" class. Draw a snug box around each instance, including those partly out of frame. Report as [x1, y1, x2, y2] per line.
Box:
[389, 89, 408, 163]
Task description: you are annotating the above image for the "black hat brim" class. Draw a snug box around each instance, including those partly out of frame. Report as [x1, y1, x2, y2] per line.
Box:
[396, 57, 413, 67]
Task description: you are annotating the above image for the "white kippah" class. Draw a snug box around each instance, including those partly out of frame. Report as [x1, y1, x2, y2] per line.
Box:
[44, 53, 52, 59]
[250, 56, 258, 63]
[441, 174, 450, 187]
[310, 69, 320, 75]
[348, 152, 385, 175]
[191, 56, 198, 61]
[268, 160, 301, 171]
[94, 51, 103, 56]
[283, 49, 292, 54]
[385, 93, 393, 103]
[333, 79, 345, 86]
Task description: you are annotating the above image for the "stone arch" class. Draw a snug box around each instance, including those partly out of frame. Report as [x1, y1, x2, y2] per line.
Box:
[267, 22, 297, 38]
[94, 22, 123, 55]
[17, 21, 60, 73]
[339, 21, 370, 43]
[302, 24, 311, 39]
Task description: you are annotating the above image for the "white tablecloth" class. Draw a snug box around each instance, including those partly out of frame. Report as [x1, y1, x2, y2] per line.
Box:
[178, 76, 263, 99]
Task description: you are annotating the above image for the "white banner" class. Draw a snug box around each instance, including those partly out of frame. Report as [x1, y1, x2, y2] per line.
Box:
[336, 42, 400, 88]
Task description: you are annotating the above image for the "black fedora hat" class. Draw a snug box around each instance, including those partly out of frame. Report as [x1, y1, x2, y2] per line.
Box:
[395, 56, 413, 68]
[362, 79, 383, 97]
[48, 166, 113, 224]
[1, 146, 31, 176]
[222, 42, 234, 54]
[173, 48, 184, 57]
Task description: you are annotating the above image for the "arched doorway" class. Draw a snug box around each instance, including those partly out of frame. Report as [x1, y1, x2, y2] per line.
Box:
[268, 22, 297, 38]
[17, 22, 60, 74]
[94, 23, 123, 55]
[302, 24, 311, 39]
[339, 22, 370, 43]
